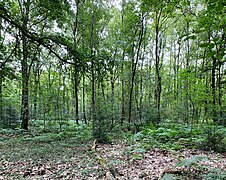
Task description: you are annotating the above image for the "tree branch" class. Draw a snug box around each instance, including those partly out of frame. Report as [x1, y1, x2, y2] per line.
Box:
[0, 35, 19, 69]
[0, 6, 77, 66]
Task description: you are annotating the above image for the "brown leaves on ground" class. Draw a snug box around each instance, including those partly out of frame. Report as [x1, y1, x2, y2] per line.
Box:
[0, 140, 225, 179]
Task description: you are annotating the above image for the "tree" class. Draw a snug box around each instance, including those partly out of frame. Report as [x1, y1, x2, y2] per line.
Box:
[0, 0, 225, 134]
[197, 0, 225, 123]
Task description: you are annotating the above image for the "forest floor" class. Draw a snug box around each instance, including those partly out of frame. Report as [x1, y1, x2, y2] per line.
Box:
[0, 126, 226, 179]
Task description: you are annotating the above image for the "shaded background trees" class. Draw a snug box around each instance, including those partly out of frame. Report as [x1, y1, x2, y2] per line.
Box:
[0, 0, 225, 135]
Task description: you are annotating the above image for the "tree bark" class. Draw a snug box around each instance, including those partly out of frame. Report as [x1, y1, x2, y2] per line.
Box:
[121, 50, 125, 125]
[128, 14, 144, 129]
[120, 0, 125, 125]
[90, 13, 97, 137]
[20, 0, 31, 130]
[74, 71, 79, 125]
[0, 73, 2, 122]
[184, 21, 190, 124]
[212, 56, 217, 122]
[82, 71, 87, 124]
[0, 17, 2, 122]
[155, 11, 162, 124]
[73, 0, 80, 125]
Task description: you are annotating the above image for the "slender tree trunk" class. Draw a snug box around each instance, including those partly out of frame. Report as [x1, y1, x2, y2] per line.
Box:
[90, 13, 97, 137]
[0, 18, 2, 122]
[155, 11, 162, 124]
[20, 0, 30, 130]
[21, 48, 29, 129]
[128, 15, 144, 129]
[82, 71, 87, 124]
[204, 77, 209, 123]
[33, 59, 40, 120]
[121, 51, 125, 125]
[74, 71, 79, 124]
[184, 21, 190, 123]
[139, 68, 143, 122]
[73, 0, 80, 125]
[212, 56, 217, 122]
[128, 56, 135, 130]
[111, 79, 115, 126]
[176, 42, 180, 105]
[62, 72, 67, 118]
[139, 41, 146, 122]
[0, 73, 2, 122]
[218, 64, 222, 118]
[110, 48, 117, 127]
[121, 0, 125, 125]
[209, 30, 217, 123]
[91, 56, 97, 135]
[148, 45, 153, 116]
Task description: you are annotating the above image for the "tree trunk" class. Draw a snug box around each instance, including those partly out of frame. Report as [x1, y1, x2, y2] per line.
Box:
[155, 11, 162, 124]
[82, 71, 87, 124]
[110, 80, 114, 124]
[209, 31, 217, 123]
[139, 51, 144, 122]
[21, 56, 29, 129]
[20, 0, 30, 130]
[121, 51, 125, 125]
[128, 15, 144, 129]
[90, 13, 97, 137]
[212, 56, 217, 122]
[32, 58, 40, 120]
[218, 64, 222, 118]
[110, 48, 118, 127]
[139, 26, 147, 122]
[120, 0, 125, 125]
[184, 21, 190, 123]
[73, 0, 80, 125]
[0, 18, 2, 122]
[0, 73, 2, 122]
[74, 70, 79, 125]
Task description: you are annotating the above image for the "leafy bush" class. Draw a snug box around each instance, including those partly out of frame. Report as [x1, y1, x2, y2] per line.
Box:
[93, 127, 112, 143]
[203, 171, 226, 180]
[129, 123, 226, 152]
[162, 155, 226, 180]
[176, 156, 208, 168]
[0, 105, 19, 128]
[124, 143, 146, 162]
[139, 124, 197, 148]
[200, 125, 226, 152]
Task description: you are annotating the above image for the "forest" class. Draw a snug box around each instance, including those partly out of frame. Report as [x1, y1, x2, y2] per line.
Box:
[0, 0, 225, 179]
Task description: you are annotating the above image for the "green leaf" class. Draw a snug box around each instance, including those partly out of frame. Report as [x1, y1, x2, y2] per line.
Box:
[176, 156, 208, 167]
[199, 43, 214, 48]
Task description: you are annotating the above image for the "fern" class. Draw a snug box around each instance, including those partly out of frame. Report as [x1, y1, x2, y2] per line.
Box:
[203, 173, 226, 180]
[201, 125, 226, 152]
[176, 156, 208, 167]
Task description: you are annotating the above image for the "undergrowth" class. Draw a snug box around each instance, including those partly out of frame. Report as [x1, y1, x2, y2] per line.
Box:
[0, 123, 92, 163]
[128, 123, 226, 179]
[0, 120, 225, 179]
[129, 123, 226, 153]
[161, 155, 226, 180]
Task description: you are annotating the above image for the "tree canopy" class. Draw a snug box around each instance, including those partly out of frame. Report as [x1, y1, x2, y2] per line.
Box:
[0, 0, 225, 134]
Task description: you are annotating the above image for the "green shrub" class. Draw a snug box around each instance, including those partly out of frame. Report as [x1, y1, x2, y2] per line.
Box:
[0, 105, 19, 128]
[176, 156, 208, 168]
[200, 125, 226, 152]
